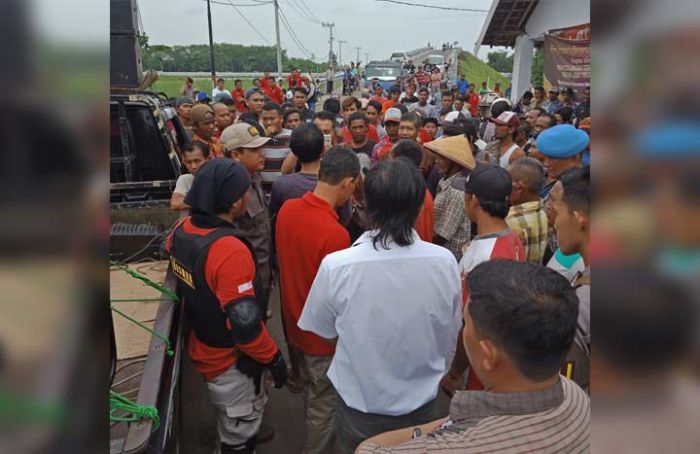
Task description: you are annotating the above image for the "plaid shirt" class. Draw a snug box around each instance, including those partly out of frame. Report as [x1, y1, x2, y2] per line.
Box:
[506, 199, 548, 264]
[434, 173, 470, 262]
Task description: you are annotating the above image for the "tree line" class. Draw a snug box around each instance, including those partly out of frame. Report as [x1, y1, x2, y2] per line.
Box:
[142, 42, 328, 73]
[487, 49, 544, 87]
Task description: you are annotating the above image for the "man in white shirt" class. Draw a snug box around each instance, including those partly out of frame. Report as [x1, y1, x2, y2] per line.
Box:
[212, 77, 231, 99]
[298, 159, 462, 454]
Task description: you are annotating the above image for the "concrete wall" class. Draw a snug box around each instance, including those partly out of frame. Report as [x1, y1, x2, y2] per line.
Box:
[511, 0, 590, 102]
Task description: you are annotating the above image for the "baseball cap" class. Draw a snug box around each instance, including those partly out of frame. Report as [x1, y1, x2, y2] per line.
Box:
[196, 92, 210, 102]
[176, 96, 193, 107]
[220, 122, 271, 152]
[190, 104, 215, 123]
[536, 124, 589, 159]
[489, 111, 520, 128]
[384, 108, 402, 123]
[451, 163, 512, 204]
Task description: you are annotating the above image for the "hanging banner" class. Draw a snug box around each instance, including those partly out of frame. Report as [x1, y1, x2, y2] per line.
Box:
[543, 26, 590, 92]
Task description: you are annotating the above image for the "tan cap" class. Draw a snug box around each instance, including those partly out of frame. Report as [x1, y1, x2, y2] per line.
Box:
[190, 104, 215, 123]
[424, 135, 476, 170]
[220, 122, 271, 151]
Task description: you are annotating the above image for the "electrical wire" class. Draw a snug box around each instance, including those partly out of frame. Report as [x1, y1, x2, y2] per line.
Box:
[224, 0, 273, 44]
[297, 0, 323, 23]
[374, 0, 488, 12]
[278, 6, 315, 58]
[207, 0, 272, 6]
[286, 0, 321, 24]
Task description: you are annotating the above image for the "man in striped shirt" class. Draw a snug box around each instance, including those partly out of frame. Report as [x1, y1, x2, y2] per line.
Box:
[260, 102, 291, 194]
[356, 260, 590, 453]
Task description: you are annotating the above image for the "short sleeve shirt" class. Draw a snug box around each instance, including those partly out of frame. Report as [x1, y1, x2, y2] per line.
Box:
[174, 174, 194, 196]
[433, 173, 470, 261]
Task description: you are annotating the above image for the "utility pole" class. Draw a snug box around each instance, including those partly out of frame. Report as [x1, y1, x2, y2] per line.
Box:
[321, 22, 335, 73]
[207, 0, 216, 87]
[273, 0, 283, 79]
[338, 40, 347, 67]
[355, 46, 361, 65]
[365, 52, 370, 64]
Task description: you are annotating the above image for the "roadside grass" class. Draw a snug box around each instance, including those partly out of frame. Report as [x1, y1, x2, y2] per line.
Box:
[149, 76, 254, 99]
[457, 51, 511, 91]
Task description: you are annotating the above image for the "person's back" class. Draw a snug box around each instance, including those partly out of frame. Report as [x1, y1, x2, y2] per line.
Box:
[299, 159, 462, 454]
[357, 260, 589, 454]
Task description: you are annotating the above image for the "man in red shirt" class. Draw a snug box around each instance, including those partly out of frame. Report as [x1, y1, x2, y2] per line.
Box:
[441, 163, 525, 395]
[276, 146, 360, 454]
[369, 85, 388, 104]
[467, 83, 480, 118]
[262, 75, 285, 105]
[381, 87, 402, 115]
[167, 159, 287, 454]
[340, 97, 379, 142]
[232, 79, 247, 113]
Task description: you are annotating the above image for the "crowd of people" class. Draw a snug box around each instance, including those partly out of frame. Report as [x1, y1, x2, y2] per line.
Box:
[167, 74, 591, 453]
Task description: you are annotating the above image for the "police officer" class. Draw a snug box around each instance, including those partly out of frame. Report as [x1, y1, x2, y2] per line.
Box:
[167, 159, 287, 454]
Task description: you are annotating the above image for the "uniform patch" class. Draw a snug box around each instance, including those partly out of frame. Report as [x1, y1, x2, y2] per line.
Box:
[248, 126, 259, 137]
[237, 281, 253, 293]
[170, 255, 195, 289]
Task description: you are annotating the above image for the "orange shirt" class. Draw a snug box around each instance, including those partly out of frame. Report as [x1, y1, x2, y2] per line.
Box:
[381, 100, 400, 115]
[192, 134, 224, 159]
[275, 193, 350, 356]
[166, 218, 278, 381]
[415, 191, 434, 242]
[265, 85, 285, 105]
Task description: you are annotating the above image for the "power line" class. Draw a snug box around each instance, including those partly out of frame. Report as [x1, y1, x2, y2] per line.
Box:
[286, 0, 321, 24]
[297, 0, 323, 23]
[207, 0, 273, 6]
[219, 0, 272, 44]
[278, 6, 314, 58]
[374, 0, 488, 12]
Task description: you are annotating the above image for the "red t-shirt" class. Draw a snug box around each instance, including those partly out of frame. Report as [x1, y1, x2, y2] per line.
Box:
[264, 85, 285, 105]
[381, 100, 400, 115]
[341, 124, 380, 144]
[458, 228, 524, 390]
[275, 193, 350, 356]
[415, 191, 434, 242]
[166, 218, 278, 380]
[232, 88, 247, 112]
[468, 92, 480, 117]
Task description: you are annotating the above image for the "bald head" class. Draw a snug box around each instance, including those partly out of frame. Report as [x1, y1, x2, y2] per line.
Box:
[212, 103, 233, 131]
[509, 157, 545, 195]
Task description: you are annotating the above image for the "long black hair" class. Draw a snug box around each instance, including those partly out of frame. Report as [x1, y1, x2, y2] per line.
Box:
[363, 159, 426, 249]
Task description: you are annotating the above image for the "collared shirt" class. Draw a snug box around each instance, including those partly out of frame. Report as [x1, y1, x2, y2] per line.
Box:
[192, 133, 224, 159]
[506, 199, 549, 263]
[298, 230, 462, 416]
[230, 173, 270, 271]
[357, 376, 590, 453]
[434, 173, 470, 262]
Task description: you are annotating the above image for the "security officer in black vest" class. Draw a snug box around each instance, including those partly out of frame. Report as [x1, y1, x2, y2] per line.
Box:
[168, 159, 287, 454]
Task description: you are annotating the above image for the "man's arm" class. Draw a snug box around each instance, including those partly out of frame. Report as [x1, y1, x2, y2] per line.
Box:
[280, 152, 298, 175]
[170, 192, 190, 210]
[354, 418, 447, 453]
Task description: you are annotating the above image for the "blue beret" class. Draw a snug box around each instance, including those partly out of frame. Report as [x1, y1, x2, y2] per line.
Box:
[536, 124, 589, 159]
[635, 122, 700, 160]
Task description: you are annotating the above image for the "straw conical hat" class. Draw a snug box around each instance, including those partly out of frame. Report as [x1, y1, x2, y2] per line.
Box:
[424, 135, 476, 170]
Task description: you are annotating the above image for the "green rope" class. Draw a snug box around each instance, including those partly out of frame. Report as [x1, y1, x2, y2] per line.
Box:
[110, 298, 167, 303]
[110, 390, 160, 431]
[111, 306, 174, 357]
[110, 260, 179, 301]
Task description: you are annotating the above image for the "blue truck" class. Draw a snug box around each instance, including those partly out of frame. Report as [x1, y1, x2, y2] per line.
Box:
[364, 60, 404, 92]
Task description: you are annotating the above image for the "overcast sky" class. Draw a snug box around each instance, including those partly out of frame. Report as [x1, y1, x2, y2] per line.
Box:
[137, 0, 497, 63]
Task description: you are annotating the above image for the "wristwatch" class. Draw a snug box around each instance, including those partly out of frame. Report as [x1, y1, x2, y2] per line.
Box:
[412, 427, 422, 439]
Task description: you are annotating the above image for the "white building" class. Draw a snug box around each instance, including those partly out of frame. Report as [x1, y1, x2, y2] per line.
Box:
[474, 0, 590, 102]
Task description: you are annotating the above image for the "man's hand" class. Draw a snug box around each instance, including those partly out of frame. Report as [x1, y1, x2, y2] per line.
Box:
[440, 370, 463, 398]
[265, 351, 288, 388]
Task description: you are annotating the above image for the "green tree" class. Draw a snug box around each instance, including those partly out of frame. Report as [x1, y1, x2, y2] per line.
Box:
[531, 47, 544, 86]
[487, 50, 514, 73]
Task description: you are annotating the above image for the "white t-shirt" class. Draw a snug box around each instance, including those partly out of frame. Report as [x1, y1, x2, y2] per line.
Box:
[298, 230, 462, 415]
[212, 87, 231, 98]
[173, 174, 194, 196]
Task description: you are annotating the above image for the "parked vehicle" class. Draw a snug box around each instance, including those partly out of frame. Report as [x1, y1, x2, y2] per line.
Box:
[363, 61, 403, 91]
[390, 51, 408, 63]
[427, 54, 445, 72]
